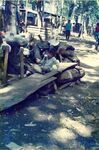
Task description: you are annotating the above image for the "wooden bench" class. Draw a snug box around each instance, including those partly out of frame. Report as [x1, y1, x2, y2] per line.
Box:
[31, 62, 77, 81]
[0, 62, 78, 111]
[0, 75, 56, 112]
[58, 62, 77, 72]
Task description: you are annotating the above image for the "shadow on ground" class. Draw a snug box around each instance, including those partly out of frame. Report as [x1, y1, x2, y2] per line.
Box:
[0, 79, 99, 150]
[0, 35, 99, 150]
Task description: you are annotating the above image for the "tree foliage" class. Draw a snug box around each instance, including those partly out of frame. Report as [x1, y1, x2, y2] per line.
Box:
[63, 0, 99, 25]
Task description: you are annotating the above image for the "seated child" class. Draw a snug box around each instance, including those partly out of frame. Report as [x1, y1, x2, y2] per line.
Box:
[40, 50, 59, 73]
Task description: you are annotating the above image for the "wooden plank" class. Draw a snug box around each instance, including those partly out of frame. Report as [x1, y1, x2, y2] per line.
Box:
[41, 62, 77, 80]
[59, 82, 71, 90]
[3, 48, 9, 84]
[31, 71, 58, 81]
[0, 62, 78, 111]
[31, 62, 77, 81]
[58, 62, 77, 72]
[0, 76, 56, 111]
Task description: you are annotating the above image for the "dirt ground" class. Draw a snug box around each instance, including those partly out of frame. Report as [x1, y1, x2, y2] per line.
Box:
[0, 35, 99, 150]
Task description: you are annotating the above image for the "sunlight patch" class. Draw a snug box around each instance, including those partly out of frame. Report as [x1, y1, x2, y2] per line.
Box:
[79, 54, 99, 67]
[46, 104, 57, 110]
[28, 106, 55, 121]
[0, 86, 14, 94]
[50, 127, 76, 143]
[69, 96, 78, 103]
[60, 113, 92, 137]
[83, 74, 99, 83]
[6, 142, 24, 150]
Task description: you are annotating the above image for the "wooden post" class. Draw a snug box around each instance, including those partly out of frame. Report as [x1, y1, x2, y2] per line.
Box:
[53, 81, 58, 91]
[45, 21, 48, 40]
[38, 34, 43, 42]
[3, 48, 9, 84]
[20, 47, 24, 79]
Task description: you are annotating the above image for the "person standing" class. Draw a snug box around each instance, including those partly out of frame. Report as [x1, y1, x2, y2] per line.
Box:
[78, 24, 82, 38]
[65, 20, 72, 40]
[95, 23, 99, 50]
[95, 23, 99, 38]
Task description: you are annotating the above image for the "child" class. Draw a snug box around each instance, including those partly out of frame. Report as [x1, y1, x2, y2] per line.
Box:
[40, 50, 59, 73]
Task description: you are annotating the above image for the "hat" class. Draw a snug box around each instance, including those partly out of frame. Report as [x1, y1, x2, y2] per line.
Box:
[49, 38, 59, 46]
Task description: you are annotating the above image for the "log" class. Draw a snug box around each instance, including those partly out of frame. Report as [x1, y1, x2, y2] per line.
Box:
[20, 47, 24, 79]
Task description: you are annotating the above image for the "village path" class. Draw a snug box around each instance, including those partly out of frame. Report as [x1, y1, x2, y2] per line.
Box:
[0, 35, 99, 150]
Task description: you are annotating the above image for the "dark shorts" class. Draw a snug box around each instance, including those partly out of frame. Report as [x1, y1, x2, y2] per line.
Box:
[66, 30, 70, 36]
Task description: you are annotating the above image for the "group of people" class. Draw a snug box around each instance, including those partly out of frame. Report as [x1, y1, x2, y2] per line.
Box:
[1, 21, 99, 83]
[65, 19, 99, 41]
[65, 20, 82, 40]
[0, 32, 80, 79]
[22, 35, 79, 75]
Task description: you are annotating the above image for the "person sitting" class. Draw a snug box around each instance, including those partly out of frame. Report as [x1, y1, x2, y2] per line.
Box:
[22, 36, 53, 75]
[26, 36, 37, 63]
[57, 45, 80, 65]
[40, 50, 59, 73]
[48, 36, 60, 61]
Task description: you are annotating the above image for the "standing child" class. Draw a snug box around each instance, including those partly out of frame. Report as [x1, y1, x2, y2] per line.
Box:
[65, 20, 72, 40]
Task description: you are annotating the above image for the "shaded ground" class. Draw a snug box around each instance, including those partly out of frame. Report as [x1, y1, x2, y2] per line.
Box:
[0, 35, 99, 150]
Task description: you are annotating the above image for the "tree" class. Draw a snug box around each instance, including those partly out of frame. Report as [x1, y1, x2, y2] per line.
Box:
[62, 0, 99, 34]
[4, 0, 12, 31]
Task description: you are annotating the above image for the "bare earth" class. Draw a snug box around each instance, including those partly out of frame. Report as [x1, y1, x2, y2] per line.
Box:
[0, 35, 99, 150]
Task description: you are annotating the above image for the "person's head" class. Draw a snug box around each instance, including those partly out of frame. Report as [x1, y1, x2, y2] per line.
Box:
[57, 46, 65, 54]
[29, 34, 35, 45]
[47, 50, 54, 58]
[29, 37, 34, 44]
[68, 20, 71, 23]
[21, 19, 24, 22]
[97, 23, 99, 26]
[29, 33, 34, 41]
[10, 33, 14, 36]
[80, 23, 82, 26]
[48, 37, 59, 47]
[66, 45, 75, 51]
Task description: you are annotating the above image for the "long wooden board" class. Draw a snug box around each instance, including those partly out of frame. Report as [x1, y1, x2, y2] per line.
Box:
[0, 62, 77, 112]
[58, 62, 77, 72]
[0, 76, 56, 112]
[31, 62, 77, 81]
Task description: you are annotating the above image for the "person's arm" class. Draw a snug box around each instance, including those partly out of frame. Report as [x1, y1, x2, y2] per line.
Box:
[34, 44, 42, 63]
[52, 57, 59, 68]
[2, 43, 11, 55]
